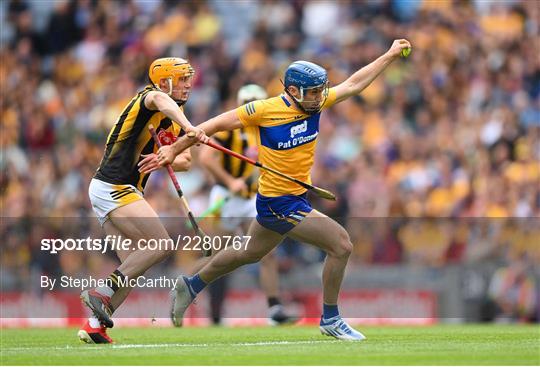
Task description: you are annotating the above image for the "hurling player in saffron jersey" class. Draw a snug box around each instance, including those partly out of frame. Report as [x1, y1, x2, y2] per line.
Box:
[157, 39, 412, 340]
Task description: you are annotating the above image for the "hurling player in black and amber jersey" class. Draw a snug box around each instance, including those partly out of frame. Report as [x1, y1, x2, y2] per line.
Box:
[78, 58, 206, 344]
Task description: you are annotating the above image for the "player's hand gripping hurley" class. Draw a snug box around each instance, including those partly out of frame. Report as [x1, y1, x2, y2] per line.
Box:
[199, 135, 336, 201]
[149, 125, 211, 256]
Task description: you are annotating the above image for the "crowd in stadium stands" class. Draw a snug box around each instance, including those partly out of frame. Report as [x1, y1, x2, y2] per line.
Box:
[1, 1, 538, 291]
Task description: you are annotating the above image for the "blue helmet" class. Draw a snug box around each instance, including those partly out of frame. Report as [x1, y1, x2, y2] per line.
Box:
[284, 61, 328, 89]
[283, 61, 329, 113]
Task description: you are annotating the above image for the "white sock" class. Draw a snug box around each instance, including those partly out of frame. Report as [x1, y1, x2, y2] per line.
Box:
[88, 317, 101, 328]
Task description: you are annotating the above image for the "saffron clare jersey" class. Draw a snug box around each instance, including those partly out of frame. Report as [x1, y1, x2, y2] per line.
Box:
[236, 88, 337, 197]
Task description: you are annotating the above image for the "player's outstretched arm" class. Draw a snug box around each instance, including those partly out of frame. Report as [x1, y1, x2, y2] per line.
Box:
[157, 109, 243, 166]
[198, 109, 244, 136]
[333, 39, 411, 104]
[144, 91, 206, 139]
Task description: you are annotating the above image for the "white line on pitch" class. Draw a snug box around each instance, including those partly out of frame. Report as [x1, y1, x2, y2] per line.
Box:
[3, 340, 340, 352]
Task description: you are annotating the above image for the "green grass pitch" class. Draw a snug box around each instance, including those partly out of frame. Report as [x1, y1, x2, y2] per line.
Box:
[1, 324, 539, 365]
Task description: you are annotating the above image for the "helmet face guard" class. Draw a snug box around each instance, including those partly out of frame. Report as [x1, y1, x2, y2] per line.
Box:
[283, 61, 329, 114]
[289, 82, 329, 113]
[148, 57, 195, 105]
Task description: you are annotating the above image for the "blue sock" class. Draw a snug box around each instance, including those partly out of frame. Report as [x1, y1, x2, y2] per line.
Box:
[323, 303, 339, 320]
[187, 274, 207, 296]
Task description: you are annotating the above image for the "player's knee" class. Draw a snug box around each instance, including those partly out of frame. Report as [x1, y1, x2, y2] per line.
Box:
[332, 230, 353, 258]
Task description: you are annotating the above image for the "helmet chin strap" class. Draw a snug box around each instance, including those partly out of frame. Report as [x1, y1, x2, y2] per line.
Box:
[281, 79, 313, 115]
[166, 78, 173, 96]
[280, 79, 326, 115]
[157, 77, 187, 106]
[151, 77, 173, 95]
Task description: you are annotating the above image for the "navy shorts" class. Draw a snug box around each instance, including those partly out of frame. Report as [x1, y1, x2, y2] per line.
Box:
[256, 193, 313, 235]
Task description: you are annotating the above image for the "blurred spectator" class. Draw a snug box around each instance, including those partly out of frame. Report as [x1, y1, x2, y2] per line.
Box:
[487, 254, 537, 323]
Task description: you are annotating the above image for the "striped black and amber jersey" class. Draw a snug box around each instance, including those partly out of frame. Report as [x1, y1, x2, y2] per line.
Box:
[94, 86, 185, 192]
[213, 128, 258, 196]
